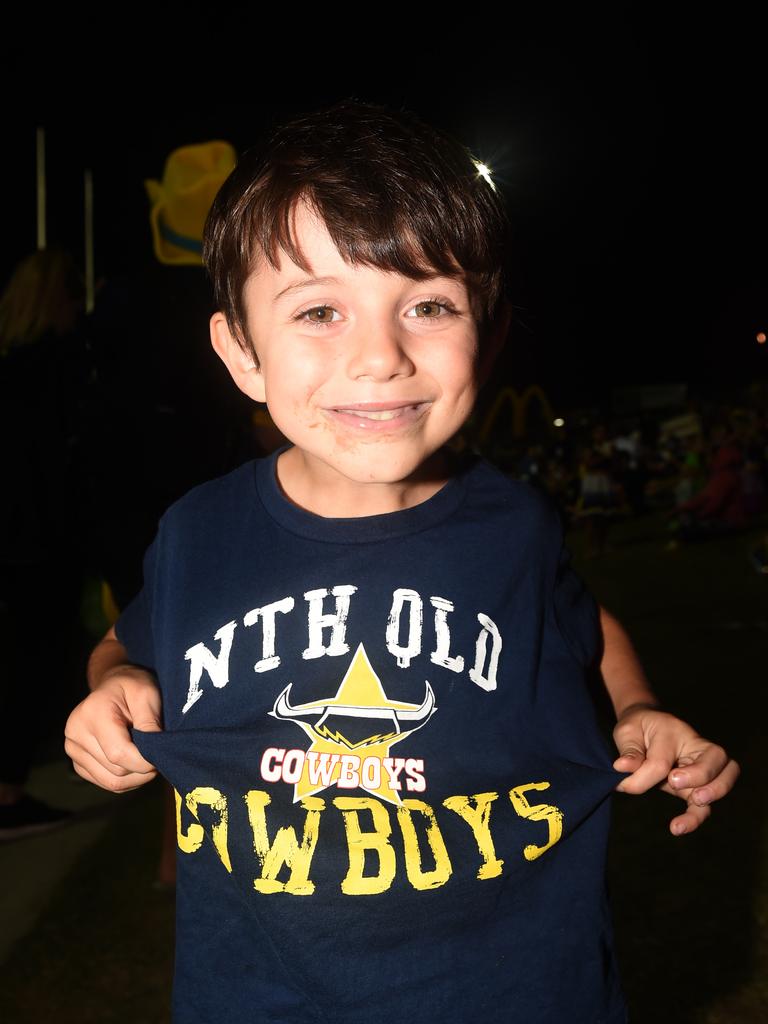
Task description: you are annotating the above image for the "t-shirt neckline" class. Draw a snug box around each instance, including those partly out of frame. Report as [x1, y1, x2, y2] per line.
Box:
[254, 445, 472, 543]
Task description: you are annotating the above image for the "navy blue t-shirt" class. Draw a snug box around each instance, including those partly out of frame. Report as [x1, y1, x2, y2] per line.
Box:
[117, 448, 628, 1023]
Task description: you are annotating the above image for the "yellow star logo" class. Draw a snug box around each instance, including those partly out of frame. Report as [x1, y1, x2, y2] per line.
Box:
[270, 644, 436, 805]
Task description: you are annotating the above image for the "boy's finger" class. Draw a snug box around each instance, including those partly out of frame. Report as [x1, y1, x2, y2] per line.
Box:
[68, 744, 155, 793]
[70, 756, 132, 792]
[94, 731, 158, 775]
[131, 713, 163, 733]
[668, 800, 712, 836]
[612, 734, 649, 773]
[667, 746, 734, 790]
[672, 758, 741, 806]
[64, 733, 130, 777]
[69, 760, 100, 787]
[65, 727, 134, 776]
[612, 751, 645, 770]
[124, 688, 163, 733]
[65, 722, 157, 777]
[89, 706, 159, 773]
[615, 754, 677, 794]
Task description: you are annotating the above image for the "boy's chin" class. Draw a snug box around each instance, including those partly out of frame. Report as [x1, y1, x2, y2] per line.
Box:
[278, 444, 458, 516]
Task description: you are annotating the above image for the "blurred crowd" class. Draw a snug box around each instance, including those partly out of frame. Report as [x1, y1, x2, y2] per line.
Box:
[482, 396, 768, 558]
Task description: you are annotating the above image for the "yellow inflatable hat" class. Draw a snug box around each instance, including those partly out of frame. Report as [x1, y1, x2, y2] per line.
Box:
[145, 141, 237, 265]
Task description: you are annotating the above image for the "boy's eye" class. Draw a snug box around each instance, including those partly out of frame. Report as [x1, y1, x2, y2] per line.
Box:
[408, 299, 457, 319]
[297, 305, 340, 325]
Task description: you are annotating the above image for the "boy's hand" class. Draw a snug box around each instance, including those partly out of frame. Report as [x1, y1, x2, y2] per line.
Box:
[65, 667, 162, 793]
[612, 704, 740, 835]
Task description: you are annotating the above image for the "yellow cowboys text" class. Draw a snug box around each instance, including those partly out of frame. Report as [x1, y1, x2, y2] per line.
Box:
[175, 782, 564, 896]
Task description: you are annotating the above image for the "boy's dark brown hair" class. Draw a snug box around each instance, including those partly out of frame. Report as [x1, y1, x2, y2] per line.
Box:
[203, 100, 512, 361]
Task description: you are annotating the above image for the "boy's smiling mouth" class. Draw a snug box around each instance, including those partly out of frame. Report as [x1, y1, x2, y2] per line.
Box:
[324, 401, 431, 429]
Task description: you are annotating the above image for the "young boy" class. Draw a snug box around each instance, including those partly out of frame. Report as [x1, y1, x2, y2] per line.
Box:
[65, 102, 738, 1023]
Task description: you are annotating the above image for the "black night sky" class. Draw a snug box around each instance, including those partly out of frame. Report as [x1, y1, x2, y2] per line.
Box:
[4, 13, 766, 407]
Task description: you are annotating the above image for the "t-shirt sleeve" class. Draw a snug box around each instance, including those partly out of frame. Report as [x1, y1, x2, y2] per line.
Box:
[113, 530, 159, 671]
[551, 533, 602, 669]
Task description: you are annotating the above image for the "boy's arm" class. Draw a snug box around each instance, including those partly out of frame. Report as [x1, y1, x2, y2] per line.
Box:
[64, 626, 162, 793]
[598, 606, 740, 835]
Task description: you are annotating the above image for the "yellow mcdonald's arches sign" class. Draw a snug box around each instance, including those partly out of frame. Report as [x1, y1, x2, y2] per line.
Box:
[478, 386, 555, 443]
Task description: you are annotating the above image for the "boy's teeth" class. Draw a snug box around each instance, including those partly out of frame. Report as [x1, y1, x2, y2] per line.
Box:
[340, 408, 403, 420]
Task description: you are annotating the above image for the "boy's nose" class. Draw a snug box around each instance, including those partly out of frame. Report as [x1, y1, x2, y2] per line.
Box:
[346, 320, 415, 382]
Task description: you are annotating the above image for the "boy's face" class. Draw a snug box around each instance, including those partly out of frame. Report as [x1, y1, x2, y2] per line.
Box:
[212, 202, 492, 509]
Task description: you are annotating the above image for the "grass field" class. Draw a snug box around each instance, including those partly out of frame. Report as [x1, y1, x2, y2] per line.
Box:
[1, 512, 764, 1023]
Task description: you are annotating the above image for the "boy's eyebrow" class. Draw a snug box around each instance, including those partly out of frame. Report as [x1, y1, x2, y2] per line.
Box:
[273, 272, 465, 304]
[273, 277, 342, 303]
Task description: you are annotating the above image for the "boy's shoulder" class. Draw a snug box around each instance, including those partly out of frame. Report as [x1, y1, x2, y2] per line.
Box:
[459, 454, 563, 537]
[158, 457, 260, 531]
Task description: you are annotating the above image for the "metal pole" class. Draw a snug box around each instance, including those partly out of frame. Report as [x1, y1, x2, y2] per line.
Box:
[36, 127, 46, 251]
[84, 169, 94, 313]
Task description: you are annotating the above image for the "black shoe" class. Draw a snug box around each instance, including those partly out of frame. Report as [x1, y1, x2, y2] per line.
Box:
[0, 795, 73, 841]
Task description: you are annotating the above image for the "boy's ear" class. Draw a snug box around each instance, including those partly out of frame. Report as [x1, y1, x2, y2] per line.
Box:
[209, 312, 266, 403]
[477, 300, 512, 387]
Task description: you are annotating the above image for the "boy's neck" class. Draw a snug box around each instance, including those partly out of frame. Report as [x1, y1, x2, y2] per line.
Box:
[274, 446, 458, 519]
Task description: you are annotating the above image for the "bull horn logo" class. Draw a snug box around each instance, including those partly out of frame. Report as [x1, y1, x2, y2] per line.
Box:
[269, 644, 438, 750]
[273, 681, 436, 746]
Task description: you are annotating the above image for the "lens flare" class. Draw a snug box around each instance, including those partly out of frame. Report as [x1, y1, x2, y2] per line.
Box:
[473, 160, 496, 191]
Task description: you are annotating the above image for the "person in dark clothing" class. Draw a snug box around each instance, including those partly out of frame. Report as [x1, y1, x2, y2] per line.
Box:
[0, 249, 89, 838]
